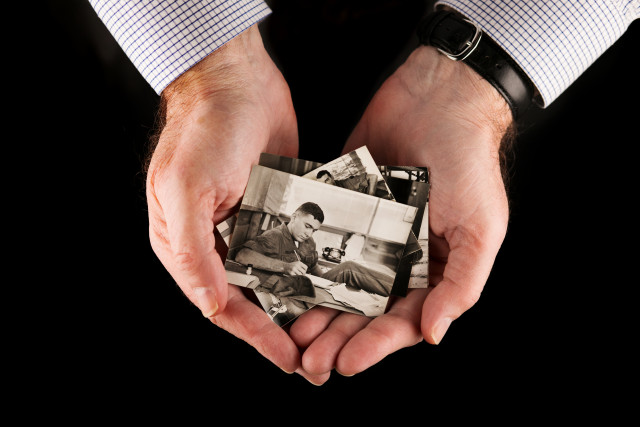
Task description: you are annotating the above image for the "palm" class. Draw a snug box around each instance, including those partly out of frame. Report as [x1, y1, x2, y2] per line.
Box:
[290, 46, 511, 376]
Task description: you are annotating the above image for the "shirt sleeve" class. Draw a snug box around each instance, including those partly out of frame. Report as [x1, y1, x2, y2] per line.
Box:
[242, 231, 282, 260]
[435, 1, 640, 107]
[88, 0, 272, 95]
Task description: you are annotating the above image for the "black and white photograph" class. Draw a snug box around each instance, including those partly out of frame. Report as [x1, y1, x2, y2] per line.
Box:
[219, 151, 430, 314]
[303, 148, 426, 294]
[379, 166, 431, 294]
[224, 165, 417, 319]
[213, 151, 323, 246]
[218, 153, 324, 325]
[305, 146, 394, 200]
[261, 151, 430, 295]
[35, 0, 639, 414]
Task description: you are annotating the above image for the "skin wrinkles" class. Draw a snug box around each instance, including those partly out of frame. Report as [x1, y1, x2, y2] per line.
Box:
[141, 19, 518, 382]
[373, 315, 422, 351]
[144, 26, 309, 377]
[333, 298, 425, 375]
[334, 45, 511, 352]
[150, 155, 238, 256]
[289, 308, 341, 348]
[153, 108, 262, 222]
[395, 47, 511, 145]
[209, 288, 301, 373]
[440, 227, 500, 300]
[303, 315, 371, 374]
[438, 253, 484, 309]
[436, 174, 508, 240]
[386, 298, 426, 336]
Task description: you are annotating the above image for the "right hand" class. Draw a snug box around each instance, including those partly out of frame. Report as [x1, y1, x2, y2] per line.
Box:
[284, 261, 308, 276]
[145, 25, 326, 381]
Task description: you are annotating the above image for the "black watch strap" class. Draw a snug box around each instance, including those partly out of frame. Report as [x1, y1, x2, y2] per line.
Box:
[417, 9, 534, 120]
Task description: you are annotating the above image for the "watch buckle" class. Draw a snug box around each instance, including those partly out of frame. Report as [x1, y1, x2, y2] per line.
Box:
[438, 19, 482, 61]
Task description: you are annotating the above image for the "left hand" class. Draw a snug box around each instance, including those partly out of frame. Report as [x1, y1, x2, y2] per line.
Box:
[289, 45, 513, 377]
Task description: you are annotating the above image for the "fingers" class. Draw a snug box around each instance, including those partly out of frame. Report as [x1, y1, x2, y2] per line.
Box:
[284, 261, 307, 276]
[291, 290, 429, 377]
[149, 178, 304, 373]
[427, 231, 449, 286]
[210, 285, 302, 374]
[421, 225, 505, 345]
[301, 313, 371, 375]
[289, 306, 341, 348]
[334, 289, 427, 376]
[147, 164, 229, 317]
[294, 367, 331, 386]
[291, 224, 503, 377]
[292, 262, 308, 275]
[289, 306, 345, 378]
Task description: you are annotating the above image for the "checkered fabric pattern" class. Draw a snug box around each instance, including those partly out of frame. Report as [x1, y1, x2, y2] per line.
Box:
[90, 1, 638, 105]
[89, 0, 271, 94]
[437, 1, 640, 107]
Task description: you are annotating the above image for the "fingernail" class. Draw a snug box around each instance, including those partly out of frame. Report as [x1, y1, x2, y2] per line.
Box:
[432, 317, 452, 345]
[295, 368, 323, 386]
[194, 287, 218, 318]
[335, 368, 354, 377]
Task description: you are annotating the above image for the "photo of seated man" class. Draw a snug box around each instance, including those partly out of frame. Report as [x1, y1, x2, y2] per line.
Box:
[235, 201, 394, 297]
[224, 164, 417, 323]
[253, 151, 427, 299]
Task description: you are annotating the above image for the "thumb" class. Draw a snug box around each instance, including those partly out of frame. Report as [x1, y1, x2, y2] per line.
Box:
[421, 227, 503, 344]
[149, 180, 229, 318]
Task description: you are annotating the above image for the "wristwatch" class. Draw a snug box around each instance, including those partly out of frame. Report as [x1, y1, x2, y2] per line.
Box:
[416, 9, 535, 120]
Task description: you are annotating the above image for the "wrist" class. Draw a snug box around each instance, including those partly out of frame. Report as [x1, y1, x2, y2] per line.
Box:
[406, 46, 512, 146]
[162, 25, 265, 112]
[411, 45, 515, 187]
[417, 8, 535, 122]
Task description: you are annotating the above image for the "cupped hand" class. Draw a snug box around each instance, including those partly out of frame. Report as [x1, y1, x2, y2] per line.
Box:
[289, 45, 513, 377]
[145, 25, 323, 380]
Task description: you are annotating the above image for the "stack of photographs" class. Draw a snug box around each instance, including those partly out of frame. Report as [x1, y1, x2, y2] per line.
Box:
[221, 146, 430, 327]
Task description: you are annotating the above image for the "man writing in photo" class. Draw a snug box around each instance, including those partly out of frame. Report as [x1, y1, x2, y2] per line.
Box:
[234, 202, 393, 297]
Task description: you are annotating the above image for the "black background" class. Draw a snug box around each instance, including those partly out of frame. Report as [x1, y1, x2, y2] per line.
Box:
[27, 0, 638, 416]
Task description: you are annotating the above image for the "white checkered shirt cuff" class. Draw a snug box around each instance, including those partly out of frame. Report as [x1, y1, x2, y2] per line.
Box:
[90, 0, 272, 95]
[436, 1, 639, 107]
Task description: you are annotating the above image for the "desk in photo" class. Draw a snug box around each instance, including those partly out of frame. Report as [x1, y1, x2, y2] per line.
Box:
[225, 260, 365, 316]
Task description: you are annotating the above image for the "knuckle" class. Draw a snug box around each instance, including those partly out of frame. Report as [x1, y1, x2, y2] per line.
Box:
[462, 286, 482, 308]
[174, 248, 201, 273]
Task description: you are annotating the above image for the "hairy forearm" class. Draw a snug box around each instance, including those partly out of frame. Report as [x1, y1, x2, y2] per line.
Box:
[415, 46, 512, 143]
[89, 0, 272, 95]
[161, 25, 267, 119]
